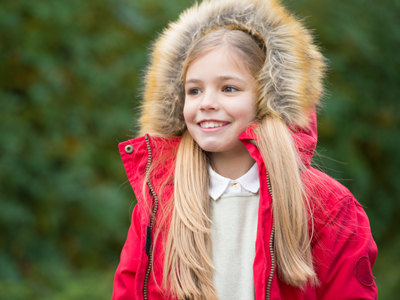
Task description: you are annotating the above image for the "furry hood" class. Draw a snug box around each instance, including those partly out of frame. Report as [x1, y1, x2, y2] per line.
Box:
[138, 0, 326, 137]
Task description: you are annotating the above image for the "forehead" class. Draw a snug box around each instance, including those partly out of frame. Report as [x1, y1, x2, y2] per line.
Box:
[185, 46, 253, 80]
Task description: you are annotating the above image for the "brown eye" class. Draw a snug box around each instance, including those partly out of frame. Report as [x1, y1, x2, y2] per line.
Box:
[223, 86, 238, 93]
[188, 88, 201, 95]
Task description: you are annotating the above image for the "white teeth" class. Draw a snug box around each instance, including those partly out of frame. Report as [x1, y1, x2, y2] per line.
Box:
[200, 122, 225, 129]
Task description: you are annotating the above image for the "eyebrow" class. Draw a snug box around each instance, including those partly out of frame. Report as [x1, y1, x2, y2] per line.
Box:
[185, 76, 246, 85]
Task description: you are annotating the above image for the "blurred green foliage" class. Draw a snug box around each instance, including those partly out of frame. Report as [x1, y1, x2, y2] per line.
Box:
[0, 0, 399, 298]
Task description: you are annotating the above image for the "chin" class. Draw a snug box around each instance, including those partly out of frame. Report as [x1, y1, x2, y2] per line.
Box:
[197, 144, 222, 153]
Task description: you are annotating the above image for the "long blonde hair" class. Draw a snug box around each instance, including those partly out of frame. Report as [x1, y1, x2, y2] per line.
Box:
[162, 29, 316, 299]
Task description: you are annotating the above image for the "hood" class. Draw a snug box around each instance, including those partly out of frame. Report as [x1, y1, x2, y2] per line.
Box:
[138, 0, 326, 138]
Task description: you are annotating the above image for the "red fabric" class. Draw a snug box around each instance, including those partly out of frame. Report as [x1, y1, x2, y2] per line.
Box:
[112, 112, 378, 300]
[355, 256, 375, 286]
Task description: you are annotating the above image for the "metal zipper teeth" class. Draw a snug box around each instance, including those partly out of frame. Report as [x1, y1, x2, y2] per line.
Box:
[143, 135, 159, 300]
[265, 171, 276, 300]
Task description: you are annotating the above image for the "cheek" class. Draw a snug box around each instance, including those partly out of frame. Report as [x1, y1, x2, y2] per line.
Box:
[246, 96, 258, 121]
[183, 104, 189, 125]
[183, 103, 198, 140]
[234, 101, 257, 123]
[183, 101, 195, 125]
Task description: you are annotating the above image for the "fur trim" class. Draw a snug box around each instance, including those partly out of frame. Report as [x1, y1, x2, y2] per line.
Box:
[138, 0, 326, 137]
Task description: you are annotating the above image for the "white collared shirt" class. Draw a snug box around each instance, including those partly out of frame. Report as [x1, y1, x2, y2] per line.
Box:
[209, 163, 260, 200]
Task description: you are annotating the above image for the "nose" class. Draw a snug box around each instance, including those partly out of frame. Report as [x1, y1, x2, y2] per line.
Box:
[199, 90, 219, 111]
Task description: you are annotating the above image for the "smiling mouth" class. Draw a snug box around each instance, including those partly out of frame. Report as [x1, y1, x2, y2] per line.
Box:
[199, 121, 228, 129]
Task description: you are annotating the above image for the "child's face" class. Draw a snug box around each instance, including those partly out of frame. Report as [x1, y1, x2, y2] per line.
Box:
[183, 47, 257, 157]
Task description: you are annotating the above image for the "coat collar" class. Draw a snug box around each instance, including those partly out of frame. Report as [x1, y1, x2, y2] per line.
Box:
[239, 110, 318, 168]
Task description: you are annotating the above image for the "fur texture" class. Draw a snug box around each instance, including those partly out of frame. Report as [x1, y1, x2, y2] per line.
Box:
[138, 0, 326, 137]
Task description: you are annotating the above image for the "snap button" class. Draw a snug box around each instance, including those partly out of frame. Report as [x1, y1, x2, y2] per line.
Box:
[232, 183, 239, 189]
[124, 145, 134, 154]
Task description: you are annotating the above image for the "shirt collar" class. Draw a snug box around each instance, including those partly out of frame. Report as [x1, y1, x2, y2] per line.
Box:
[209, 163, 259, 200]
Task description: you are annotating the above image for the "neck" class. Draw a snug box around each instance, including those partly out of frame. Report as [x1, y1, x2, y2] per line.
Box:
[209, 145, 255, 180]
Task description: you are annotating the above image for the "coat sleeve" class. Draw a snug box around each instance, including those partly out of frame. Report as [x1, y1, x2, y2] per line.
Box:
[112, 204, 142, 300]
[312, 195, 378, 300]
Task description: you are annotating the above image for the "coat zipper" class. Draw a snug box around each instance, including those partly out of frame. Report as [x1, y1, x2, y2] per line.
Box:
[265, 170, 276, 300]
[143, 135, 159, 300]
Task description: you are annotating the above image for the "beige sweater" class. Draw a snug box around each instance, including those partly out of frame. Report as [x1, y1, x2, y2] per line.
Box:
[210, 193, 259, 300]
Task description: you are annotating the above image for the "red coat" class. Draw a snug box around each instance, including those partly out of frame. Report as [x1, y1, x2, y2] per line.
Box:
[112, 113, 378, 300]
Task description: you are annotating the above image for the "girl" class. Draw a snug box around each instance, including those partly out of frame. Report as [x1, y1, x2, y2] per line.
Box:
[113, 0, 377, 299]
